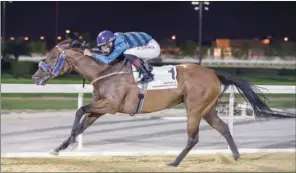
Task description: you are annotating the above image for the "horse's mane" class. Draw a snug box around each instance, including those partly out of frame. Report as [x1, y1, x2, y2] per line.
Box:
[57, 39, 84, 54]
[57, 39, 72, 46]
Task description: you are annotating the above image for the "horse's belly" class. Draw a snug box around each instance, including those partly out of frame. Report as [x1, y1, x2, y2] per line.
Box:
[141, 88, 183, 113]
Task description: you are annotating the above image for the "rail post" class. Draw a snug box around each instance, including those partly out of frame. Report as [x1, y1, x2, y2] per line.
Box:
[228, 87, 235, 137]
[241, 101, 247, 117]
[77, 79, 85, 150]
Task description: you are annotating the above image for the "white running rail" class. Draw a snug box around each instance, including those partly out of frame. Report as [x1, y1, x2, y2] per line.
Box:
[2, 84, 295, 150]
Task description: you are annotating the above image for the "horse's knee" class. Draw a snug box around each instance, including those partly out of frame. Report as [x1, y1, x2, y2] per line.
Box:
[76, 105, 90, 117]
[76, 108, 84, 117]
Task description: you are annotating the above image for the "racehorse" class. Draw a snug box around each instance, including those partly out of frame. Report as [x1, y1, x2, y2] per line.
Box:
[32, 40, 272, 167]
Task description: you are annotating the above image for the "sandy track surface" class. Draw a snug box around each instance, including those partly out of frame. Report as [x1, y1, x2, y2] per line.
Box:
[2, 152, 295, 172]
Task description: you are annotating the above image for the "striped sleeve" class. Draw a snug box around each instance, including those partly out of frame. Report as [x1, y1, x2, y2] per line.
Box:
[91, 42, 129, 64]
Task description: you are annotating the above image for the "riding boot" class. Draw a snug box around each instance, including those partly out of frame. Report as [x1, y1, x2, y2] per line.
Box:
[124, 54, 154, 84]
[136, 63, 154, 84]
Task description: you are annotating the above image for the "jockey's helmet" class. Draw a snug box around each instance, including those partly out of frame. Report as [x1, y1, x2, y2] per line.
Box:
[96, 30, 115, 55]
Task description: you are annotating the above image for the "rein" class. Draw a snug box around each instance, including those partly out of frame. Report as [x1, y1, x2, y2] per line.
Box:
[90, 59, 131, 85]
[90, 71, 130, 85]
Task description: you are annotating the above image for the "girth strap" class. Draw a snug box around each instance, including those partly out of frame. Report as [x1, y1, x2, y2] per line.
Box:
[129, 82, 148, 116]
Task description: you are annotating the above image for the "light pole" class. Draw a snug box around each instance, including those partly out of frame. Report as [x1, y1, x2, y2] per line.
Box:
[1, 1, 12, 51]
[55, 1, 59, 44]
[191, 1, 210, 65]
[2, 2, 6, 41]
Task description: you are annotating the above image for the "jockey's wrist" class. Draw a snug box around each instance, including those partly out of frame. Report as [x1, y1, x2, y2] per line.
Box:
[91, 53, 96, 58]
[91, 53, 103, 62]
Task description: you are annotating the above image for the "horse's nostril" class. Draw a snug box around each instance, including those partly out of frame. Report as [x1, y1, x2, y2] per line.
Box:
[32, 75, 40, 80]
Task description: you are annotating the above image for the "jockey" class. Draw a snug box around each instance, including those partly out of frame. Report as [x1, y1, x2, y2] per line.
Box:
[84, 30, 161, 84]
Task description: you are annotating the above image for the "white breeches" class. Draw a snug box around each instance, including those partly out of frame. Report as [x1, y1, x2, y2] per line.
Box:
[123, 39, 161, 60]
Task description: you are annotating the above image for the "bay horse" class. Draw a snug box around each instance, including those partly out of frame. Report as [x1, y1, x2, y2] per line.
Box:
[32, 40, 272, 167]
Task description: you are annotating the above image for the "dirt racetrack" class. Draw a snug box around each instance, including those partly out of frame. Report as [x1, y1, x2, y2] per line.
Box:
[2, 152, 295, 172]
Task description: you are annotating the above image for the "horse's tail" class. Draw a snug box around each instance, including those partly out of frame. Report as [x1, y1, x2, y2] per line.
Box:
[215, 70, 273, 118]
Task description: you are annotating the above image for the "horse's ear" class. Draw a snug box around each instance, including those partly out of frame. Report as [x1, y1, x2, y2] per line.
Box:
[81, 41, 90, 49]
[69, 40, 82, 48]
[67, 38, 74, 48]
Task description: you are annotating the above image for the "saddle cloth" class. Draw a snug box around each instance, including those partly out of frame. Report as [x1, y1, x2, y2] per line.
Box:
[132, 65, 178, 90]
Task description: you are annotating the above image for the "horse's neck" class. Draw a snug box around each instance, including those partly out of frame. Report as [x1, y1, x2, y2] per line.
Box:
[72, 55, 130, 84]
[100, 61, 130, 76]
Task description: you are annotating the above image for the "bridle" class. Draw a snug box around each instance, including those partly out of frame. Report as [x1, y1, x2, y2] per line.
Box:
[55, 46, 74, 75]
[38, 45, 73, 77]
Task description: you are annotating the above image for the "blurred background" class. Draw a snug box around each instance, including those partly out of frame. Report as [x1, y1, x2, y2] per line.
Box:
[1, 1, 295, 111]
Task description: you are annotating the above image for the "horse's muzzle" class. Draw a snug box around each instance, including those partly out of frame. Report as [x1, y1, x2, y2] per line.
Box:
[32, 73, 52, 85]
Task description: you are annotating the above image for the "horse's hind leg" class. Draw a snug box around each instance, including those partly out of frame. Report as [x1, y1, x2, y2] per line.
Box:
[167, 114, 201, 167]
[203, 108, 240, 160]
[167, 80, 221, 167]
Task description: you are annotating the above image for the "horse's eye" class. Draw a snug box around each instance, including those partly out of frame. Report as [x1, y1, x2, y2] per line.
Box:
[40, 68, 45, 72]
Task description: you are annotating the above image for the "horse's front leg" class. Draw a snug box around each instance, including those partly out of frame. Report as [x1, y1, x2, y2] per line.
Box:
[51, 109, 91, 154]
[51, 113, 103, 154]
[68, 107, 90, 145]
[51, 99, 117, 154]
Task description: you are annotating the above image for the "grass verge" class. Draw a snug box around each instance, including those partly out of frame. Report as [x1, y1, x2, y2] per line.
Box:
[1, 94, 294, 110]
[2, 73, 296, 85]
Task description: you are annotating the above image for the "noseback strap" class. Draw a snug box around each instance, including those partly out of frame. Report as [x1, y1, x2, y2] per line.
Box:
[38, 53, 66, 76]
[39, 61, 51, 72]
[52, 53, 66, 76]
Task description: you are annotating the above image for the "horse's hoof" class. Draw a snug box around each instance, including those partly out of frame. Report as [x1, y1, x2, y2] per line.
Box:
[233, 152, 240, 161]
[49, 150, 59, 156]
[167, 161, 179, 167]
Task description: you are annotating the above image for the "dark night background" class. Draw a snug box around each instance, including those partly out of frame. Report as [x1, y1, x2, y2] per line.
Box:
[2, 1, 296, 44]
